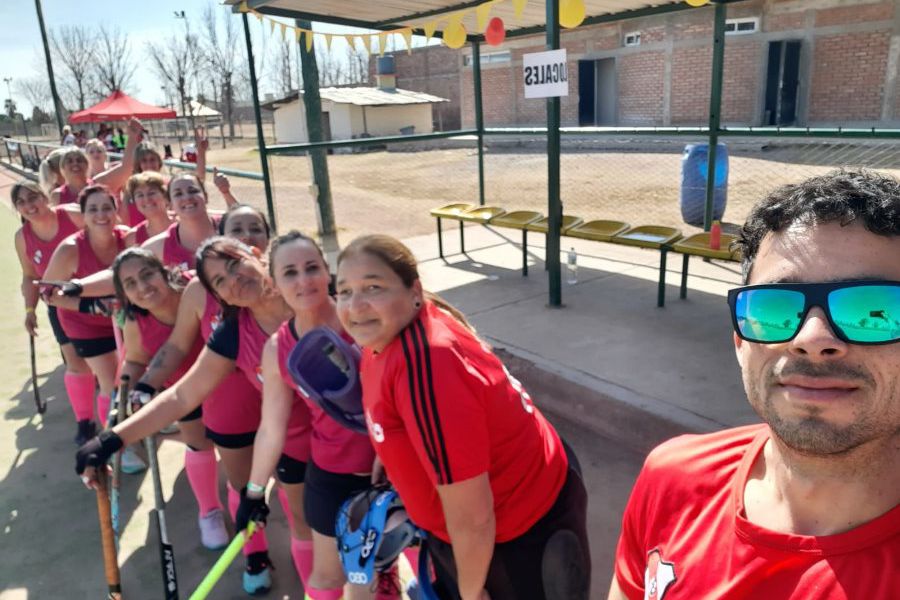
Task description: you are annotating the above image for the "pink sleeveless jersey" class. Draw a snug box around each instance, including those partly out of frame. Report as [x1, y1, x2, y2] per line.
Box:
[161, 216, 221, 271]
[54, 183, 83, 205]
[57, 227, 128, 340]
[276, 319, 373, 474]
[198, 291, 263, 436]
[134, 311, 204, 389]
[132, 221, 150, 245]
[22, 208, 80, 278]
[125, 200, 144, 227]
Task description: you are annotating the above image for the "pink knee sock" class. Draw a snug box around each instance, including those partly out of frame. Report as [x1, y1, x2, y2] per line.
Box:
[305, 588, 343, 600]
[96, 394, 110, 428]
[277, 486, 296, 530]
[291, 538, 314, 590]
[226, 483, 269, 555]
[64, 372, 95, 422]
[184, 448, 221, 517]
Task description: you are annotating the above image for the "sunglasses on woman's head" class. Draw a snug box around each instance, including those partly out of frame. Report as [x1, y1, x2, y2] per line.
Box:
[727, 280, 900, 345]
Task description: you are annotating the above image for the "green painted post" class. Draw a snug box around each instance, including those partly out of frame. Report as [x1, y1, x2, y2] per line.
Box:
[34, 0, 64, 134]
[297, 19, 336, 238]
[546, 0, 562, 307]
[241, 12, 277, 231]
[472, 40, 486, 206]
[703, 2, 727, 232]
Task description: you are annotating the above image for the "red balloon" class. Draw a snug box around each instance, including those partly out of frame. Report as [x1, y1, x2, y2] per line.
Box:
[485, 17, 506, 46]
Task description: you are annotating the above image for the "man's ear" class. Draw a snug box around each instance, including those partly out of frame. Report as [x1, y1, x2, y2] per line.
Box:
[733, 332, 745, 368]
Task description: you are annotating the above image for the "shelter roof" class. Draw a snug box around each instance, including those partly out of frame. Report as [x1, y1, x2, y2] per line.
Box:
[178, 100, 222, 118]
[68, 90, 176, 124]
[264, 87, 448, 110]
[228, 0, 694, 37]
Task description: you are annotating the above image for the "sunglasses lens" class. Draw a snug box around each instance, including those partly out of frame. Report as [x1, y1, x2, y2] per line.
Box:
[734, 289, 805, 342]
[829, 285, 900, 343]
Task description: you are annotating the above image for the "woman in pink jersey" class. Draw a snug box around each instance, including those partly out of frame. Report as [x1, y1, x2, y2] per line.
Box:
[12, 180, 93, 442]
[125, 172, 174, 245]
[234, 230, 399, 600]
[78, 208, 305, 595]
[42, 185, 135, 440]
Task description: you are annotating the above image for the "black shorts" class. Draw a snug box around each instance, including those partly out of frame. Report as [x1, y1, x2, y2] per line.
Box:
[302, 459, 370, 537]
[206, 427, 255, 449]
[69, 336, 117, 359]
[47, 306, 70, 345]
[179, 404, 203, 423]
[276, 453, 308, 485]
[426, 442, 591, 600]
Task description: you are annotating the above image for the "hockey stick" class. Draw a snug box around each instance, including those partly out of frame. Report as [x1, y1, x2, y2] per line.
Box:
[188, 523, 257, 600]
[95, 467, 122, 600]
[29, 335, 45, 414]
[109, 376, 128, 547]
[145, 431, 179, 599]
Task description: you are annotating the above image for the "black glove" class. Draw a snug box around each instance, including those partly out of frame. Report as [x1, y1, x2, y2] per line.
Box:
[235, 487, 270, 533]
[75, 430, 123, 475]
[61, 281, 84, 297]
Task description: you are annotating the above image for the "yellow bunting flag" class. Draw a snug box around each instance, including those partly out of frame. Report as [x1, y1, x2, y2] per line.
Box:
[476, 2, 493, 31]
[512, 0, 528, 18]
[378, 32, 387, 56]
[305, 30, 313, 52]
[423, 20, 437, 41]
[443, 14, 467, 49]
[280, 23, 287, 40]
[238, 0, 249, 13]
[270, 19, 277, 35]
[295, 28, 303, 43]
[344, 34, 356, 51]
[401, 28, 413, 53]
[253, 10, 262, 22]
[324, 34, 333, 52]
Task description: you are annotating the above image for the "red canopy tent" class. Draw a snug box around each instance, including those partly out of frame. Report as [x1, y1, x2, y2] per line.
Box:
[68, 90, 176, 124]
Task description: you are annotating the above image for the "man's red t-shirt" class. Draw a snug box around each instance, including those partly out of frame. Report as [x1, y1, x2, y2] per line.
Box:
[360, 301, 568, 543]
[614, 424, 900, 599]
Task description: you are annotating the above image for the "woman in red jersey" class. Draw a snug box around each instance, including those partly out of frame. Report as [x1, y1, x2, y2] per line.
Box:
[12, 180, 93, 442]
[234, 231, 404, 600]
[335, 235, 590, 600]
[43, 185, 135, 439]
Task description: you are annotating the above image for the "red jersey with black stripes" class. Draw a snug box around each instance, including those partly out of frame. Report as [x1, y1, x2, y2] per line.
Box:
[360, 301, 568, 543]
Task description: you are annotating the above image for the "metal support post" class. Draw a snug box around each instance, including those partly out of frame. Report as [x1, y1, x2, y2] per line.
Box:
[241, 12, 277, 231]
[703, 2, 727, 231]
[473, 41, 486, 206]
[546, 0, 562, 306]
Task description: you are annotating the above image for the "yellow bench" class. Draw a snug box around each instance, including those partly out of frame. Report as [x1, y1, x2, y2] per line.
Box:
[431, 203, 508, 258]
[488, 210, 544, 275]
[658, 232, 742, 306]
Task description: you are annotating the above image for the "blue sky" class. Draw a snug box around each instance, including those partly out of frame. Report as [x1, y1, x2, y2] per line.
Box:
[0, 0, 412, 113]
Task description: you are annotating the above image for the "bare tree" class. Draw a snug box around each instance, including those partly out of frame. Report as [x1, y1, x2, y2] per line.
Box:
[16, 77, 51, 114]
[93, 25, 137, 95]
[315, 39, 345, 86]
[272, 37, 299, 95]
[50, 25, 96, 110]
[147, 27, 200, 135]
[345, 40, 369, 85]
[200, 2, 240, 137]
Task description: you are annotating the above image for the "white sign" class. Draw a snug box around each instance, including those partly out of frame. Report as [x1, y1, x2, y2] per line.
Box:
[523, 49, 569, 99]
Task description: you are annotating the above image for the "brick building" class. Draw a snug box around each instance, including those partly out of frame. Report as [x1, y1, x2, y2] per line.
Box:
[368, 45, 462, 131]
[448, 0, 900, 128]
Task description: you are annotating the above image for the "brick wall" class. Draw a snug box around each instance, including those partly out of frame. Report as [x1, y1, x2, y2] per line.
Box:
[809, 31, 891, 122]
[454, 0, 900, 127]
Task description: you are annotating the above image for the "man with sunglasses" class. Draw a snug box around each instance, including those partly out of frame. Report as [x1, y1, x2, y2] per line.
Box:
[608, 169, 899, 600]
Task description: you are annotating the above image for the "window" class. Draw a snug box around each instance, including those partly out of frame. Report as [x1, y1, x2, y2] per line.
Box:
[725, 17, 759, 35]
[463, 51, 511, 66]
[624, 32, 641, 47]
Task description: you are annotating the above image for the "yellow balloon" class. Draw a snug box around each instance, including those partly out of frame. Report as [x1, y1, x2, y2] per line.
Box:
[685, 0, 710, 6]
[443, 21, 467, 49]
[559, 0, 586, 29]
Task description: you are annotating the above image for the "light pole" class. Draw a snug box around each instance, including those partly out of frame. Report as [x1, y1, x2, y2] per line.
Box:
[3, 77, 18, 138]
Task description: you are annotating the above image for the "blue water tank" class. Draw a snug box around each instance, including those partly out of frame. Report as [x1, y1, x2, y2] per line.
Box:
[680, 143, 728, 227]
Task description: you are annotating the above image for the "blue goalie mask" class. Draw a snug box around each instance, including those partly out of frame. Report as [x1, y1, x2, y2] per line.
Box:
[287, 326, 366, 433]
[336, 487, 422, 587]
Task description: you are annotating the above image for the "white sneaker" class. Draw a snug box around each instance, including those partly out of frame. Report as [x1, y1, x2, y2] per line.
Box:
[199, 508, 229, 550]
[121, 446, 147, 474]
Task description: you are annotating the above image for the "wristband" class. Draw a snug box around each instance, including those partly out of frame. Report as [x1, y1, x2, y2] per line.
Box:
[134, 381, 156, 396]
[246, 482, 266, 496]
[25, 307, 35, 314]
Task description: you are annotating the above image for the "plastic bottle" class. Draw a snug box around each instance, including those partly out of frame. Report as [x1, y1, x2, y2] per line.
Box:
[709, 220, 722, 250]
[567, 247, 578, 284]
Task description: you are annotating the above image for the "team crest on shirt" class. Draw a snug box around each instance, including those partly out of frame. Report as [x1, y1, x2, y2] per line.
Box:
[33, 249, 43, 265]
[644, 549, 676, 599]
[255, 365, 264, 385]
[209, 311, 222, 332]
[366, 411, 385, 443]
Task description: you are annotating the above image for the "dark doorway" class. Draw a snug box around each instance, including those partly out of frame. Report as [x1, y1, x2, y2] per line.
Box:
[578, 58, 616, 125]
[764, 40, 801, 126]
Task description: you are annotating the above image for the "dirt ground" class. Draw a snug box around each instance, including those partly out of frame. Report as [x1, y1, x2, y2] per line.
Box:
[0, 169, 643, 598]
[195, 137, 900, 247]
